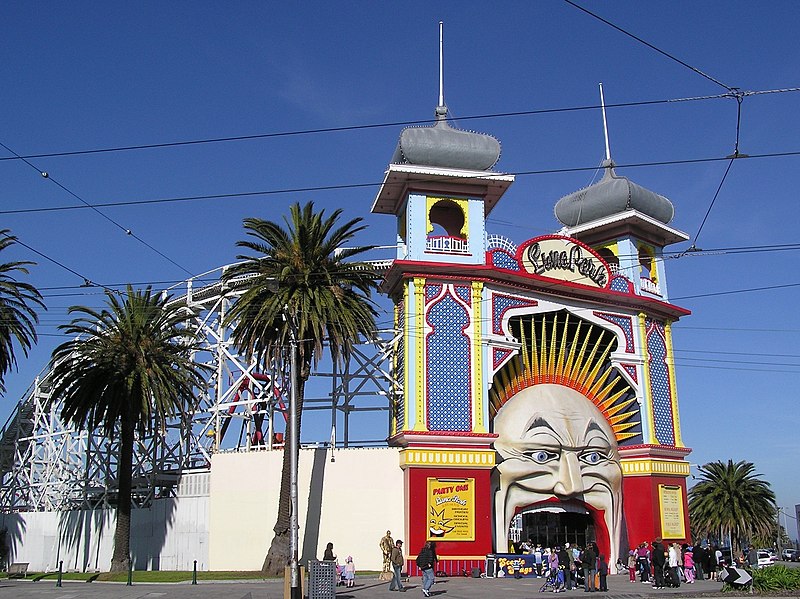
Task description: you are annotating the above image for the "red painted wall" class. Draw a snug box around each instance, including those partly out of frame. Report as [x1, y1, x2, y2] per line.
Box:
[623, 474, 690, 550]
[405, 466, 494, 564]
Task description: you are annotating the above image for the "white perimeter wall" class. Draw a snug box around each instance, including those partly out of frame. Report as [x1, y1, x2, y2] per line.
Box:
[0, 447, 404, 572]
[209, 446, 404, 571]
[0, 495, 208, 572]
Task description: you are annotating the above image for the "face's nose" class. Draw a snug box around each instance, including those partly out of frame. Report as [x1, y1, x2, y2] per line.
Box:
[553, 451, 584, 497]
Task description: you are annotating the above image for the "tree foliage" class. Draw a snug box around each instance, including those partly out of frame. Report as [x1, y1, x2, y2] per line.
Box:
[223, 202, 378, 574]
[50, 286, 210, 571]
[0, 230, 44, 395]
[688, 459, 776, 552]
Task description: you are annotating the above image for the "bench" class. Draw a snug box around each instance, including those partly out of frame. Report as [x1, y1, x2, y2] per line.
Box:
[7, 562, 29, 578]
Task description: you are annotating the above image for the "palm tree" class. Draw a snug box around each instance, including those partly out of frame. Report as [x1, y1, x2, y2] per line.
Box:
[49, 286, 210, 572]
[223, 202, 378, 575]
[0, 230, 44, 395]
[688, 459, 776, 553]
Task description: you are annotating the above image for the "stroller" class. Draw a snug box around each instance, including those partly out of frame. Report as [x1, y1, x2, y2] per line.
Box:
[540, 567, 565, 593]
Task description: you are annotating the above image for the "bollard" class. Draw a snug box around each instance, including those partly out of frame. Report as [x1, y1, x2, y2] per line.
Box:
[127, 556, 133, 586]
[56, 560, 63, 587]
[192, 560, 197, 585]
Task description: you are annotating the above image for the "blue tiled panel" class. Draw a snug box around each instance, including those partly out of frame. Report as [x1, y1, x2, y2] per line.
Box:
[647, 320, 675, 445]
[491, 250, 520, 271]
[594, 312, 635, 353]
[395, 302, 405, 433]
[426, 292, 471, 431]
[610, 275, 632, 293]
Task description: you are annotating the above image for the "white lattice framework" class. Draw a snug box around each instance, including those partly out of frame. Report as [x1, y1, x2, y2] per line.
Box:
[0, 262, 399, 512]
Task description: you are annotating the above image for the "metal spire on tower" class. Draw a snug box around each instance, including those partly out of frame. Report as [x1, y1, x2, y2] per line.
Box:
[437, 21, 447, 118]
[599, 82, 612, 164]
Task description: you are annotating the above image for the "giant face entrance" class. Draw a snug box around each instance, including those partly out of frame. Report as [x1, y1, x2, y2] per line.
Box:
[513, 507, 595, 549]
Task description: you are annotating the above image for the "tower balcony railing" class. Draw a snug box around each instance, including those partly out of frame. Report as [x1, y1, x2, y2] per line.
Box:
[426, 235, 469, 254]
[640, 277, 662, 296]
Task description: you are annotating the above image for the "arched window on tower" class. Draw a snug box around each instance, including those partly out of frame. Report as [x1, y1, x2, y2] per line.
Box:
[638, 245, 660, 295]
[426, 197, 469, 254]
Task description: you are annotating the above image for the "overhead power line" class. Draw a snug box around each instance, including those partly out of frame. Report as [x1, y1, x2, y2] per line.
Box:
[1, 88, 797, 164]
[562, 0, 735, 92]
[0, 141, 193, 276]
[4, 149, 800, 217]
[6, 235, 116, 296]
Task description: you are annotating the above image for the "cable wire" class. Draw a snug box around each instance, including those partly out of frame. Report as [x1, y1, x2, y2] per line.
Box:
[0, 141, 194, 276]
[562, 0, 735, 92]
[2, 88, 798, 164]
[4, 149, 800, 217]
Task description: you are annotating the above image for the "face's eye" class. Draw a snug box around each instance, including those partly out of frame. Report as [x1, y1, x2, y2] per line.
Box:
[579, 450, 607, 465]
[528, 449, 558, 464]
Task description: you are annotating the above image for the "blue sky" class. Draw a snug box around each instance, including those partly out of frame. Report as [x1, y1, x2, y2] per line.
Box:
[2, 2, 798, 534]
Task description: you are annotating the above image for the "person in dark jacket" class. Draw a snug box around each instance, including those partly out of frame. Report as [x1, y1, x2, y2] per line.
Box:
[558, 546, 571, 589]
[693, 544, 706, 581]
[416, 541, 437, 597]
[389, 539, 406, 592]
[582, 543, 597, 592]
[651, 538, 667, 589]
[598, 554, 609, 591]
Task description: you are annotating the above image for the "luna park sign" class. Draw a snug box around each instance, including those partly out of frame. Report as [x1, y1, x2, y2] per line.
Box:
[520, 236, 610, 288]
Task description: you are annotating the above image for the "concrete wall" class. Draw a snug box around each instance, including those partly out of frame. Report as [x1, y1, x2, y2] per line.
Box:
[0, 447, 404, 572]
[0, 496, 208, 572]
[0, 471, 210, 572]
[209, 446, 404, 571]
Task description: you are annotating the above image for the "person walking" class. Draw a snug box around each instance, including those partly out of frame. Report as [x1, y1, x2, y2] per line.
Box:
[684, 546, 695, 583]
[564, 543, 575, 590]
[627, 550, 637, 582]
[668, 543, 681, 587]
[534, 544, 544, 577]
[389, 539, 406, 592]
[416, 541, 437, 598]
[636, 542, 650, 583]
[582, 543, 597, 592]
[746, 545, 759, 570]
[651, 538, 666, 589]
[549, 547, 562, 590]
[693, 544, 706, 581]
[344, 556, 356, 587]
[597, 554, 609, 592]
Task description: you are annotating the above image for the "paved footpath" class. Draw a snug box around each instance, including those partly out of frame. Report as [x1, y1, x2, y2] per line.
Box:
[0, 572, 786, 599]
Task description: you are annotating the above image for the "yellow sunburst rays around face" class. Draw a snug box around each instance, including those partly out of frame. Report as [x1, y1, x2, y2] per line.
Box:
[490, 312, 639, 442]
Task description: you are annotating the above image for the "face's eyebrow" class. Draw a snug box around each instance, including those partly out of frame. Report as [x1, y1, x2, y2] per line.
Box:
[583, 419, 612, 443]
[527, 416, 557, 435]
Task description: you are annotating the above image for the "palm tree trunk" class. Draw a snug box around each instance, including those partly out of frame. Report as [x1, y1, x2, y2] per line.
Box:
[262, 374, 307, 575]
[110, 417, 135, 573]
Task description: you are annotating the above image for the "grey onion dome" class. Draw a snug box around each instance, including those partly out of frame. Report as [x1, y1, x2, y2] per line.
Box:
[390, 105, 501, 171]
[554, 160, 675, 226]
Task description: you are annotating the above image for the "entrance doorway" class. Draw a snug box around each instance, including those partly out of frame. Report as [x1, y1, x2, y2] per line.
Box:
[515, 508, 594, 548]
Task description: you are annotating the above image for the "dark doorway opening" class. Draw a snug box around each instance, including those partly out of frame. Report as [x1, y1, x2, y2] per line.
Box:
[520, 510, 594, 548]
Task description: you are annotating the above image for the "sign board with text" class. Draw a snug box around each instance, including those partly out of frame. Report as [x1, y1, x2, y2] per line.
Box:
[658, 484, 686, 539]
[426, 477, 475, 541]
[519, 235, 610, 288]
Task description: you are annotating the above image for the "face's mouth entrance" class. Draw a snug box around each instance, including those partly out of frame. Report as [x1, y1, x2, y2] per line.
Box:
[510, 500, 602, 550]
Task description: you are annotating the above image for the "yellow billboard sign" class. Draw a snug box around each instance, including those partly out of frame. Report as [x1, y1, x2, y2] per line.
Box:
[427, 478, 475, 541]
[658, 484, 686, 539]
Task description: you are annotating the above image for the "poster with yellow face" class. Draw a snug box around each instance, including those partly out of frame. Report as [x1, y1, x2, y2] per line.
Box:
[427, 478, 475, 541]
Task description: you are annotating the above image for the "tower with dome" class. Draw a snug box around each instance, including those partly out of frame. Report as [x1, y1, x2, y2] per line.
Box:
[372, 81, 692, 572]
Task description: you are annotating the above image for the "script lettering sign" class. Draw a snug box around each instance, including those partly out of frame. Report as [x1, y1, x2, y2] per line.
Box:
[520, 236, 610, 288]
